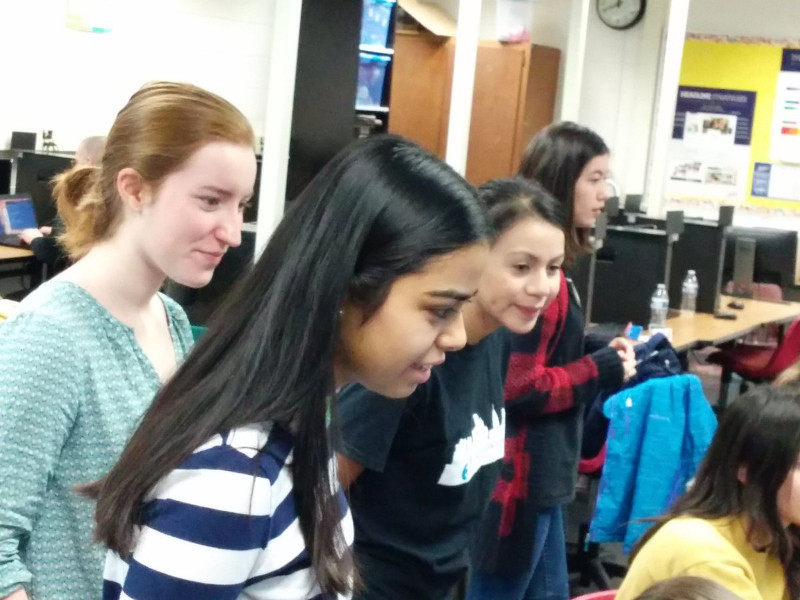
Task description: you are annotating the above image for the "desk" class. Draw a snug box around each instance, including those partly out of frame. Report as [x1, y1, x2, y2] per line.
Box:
[0, 246, 33, 262]
[0, 246, 35, 295]
[667, 295, 800, 352]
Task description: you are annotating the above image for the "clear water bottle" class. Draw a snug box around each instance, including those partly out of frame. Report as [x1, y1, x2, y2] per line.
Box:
[681, 269, 699, 313]
[649, 283, 669, 330]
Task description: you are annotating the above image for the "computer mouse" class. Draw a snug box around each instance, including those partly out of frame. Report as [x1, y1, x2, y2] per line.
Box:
[727, 300, 745, 310]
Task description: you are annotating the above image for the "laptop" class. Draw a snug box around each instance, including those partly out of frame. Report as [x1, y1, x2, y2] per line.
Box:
[0, 194, 39, 248]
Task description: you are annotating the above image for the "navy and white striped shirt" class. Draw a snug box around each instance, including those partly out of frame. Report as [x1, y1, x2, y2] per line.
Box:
[103, 423, 353, 600]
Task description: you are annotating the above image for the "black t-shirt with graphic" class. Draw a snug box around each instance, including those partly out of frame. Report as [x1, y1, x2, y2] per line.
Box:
[335, 329, 509, 600]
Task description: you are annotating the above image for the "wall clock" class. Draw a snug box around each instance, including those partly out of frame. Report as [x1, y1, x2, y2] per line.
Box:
[596, 0, 646, 30]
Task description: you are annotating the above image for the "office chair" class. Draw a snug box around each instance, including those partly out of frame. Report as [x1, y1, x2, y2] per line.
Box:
[707, 318, 800, 400]
[725, 281, 782, 302]
[572, 591, 617, 600]
[568, 445, 626, 591]
[724, 282, 783, 347]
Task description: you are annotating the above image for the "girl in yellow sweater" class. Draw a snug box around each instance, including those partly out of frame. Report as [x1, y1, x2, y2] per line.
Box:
[617, 384, 800, 600]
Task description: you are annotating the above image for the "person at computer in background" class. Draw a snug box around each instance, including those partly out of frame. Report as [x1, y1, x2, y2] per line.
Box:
[0, 82, 256, 600]
[336, 177, 568, 600]
[468, 122, 637, 600]
[616, 384, 800, 600]
[18, 136, 106, 273]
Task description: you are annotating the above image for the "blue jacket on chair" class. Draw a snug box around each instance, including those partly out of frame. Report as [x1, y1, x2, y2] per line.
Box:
[588, 374, 717, 552]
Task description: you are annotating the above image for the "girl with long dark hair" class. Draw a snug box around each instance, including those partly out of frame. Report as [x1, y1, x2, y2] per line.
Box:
[617, 384, 800, 600]
[336, 177, 568, 600]
[88, 135, 490, 600]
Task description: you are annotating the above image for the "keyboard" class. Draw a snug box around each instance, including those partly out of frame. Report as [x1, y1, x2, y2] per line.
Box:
[0, 234, 26, 248]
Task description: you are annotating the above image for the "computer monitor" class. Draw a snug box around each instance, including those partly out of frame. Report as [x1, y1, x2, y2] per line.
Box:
[10, 132, 36, 151]
[587, 226, 670, 326]
[624, 214, 731, 314]
[668, 219, 725, 313]
[14, 153, 73, 225]
[722, 227, 797, 288]
[0, 194, 38, 233]
[624, 194, 643, 214]
[0, 160, 10, 195]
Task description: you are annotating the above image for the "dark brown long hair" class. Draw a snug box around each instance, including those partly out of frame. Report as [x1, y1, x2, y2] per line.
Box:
[83, 135, 488, 595]
[517, 121, 608, 265]
[631, 384, 800, 598]
[478, 177, 566, 241]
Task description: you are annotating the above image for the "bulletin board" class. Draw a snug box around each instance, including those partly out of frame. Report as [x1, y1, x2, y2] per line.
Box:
[668, 36, 800, 211]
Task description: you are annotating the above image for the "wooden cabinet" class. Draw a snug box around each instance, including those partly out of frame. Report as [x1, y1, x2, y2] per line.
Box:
[388, 31, 560, 185]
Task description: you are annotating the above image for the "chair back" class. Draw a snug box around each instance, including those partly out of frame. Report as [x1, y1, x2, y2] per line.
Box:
[572, 590, 617, 600]
[764, 318, 800, 378]
[579, 443, 607, 476]
[725, 281, 783, 301]
[725, 282, 784, 346]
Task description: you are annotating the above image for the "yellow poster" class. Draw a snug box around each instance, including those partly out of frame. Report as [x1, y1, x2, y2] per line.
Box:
[679, 37, 798, 210]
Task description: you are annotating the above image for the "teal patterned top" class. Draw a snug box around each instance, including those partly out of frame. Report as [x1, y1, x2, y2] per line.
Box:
[0, 280, 193, 599]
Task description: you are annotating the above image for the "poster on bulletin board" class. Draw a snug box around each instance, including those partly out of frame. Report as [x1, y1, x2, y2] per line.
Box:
[665, 86, 756, 202]
[771, 49, 800, 164]
[668, 37, 800, 213]
[752, 162, 800, 202]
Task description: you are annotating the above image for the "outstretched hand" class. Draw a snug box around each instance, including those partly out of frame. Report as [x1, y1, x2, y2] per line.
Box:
[609, 336, 636, 382]
[19, 228, 43, 245]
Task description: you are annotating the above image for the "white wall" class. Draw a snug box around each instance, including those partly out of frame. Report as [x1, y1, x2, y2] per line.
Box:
[578, 0, 800, 202]
[578, 2, 669, 200]
[420, 0, 571, 50]
[0, 0, 273, 153]
[422, 0, 652, 196]
[687, 0, 799, 39]
[423, 0, 574, 166]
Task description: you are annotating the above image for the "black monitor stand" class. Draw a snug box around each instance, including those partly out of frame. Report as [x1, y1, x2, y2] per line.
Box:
[584, 212, 608, 327]
[713, 205, 737, 320]
[730, 238, 756, 296]
[663, 211, 684, 308]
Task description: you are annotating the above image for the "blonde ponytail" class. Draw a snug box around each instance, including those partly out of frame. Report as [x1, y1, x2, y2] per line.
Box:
[52, 166, 112, 260]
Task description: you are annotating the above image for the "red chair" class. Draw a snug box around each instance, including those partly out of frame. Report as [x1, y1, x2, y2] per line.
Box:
[708, 318, 800, 405]
[572, 591, 617, 600]
[724, 282, 783, 347]
[725, 281, 783, 302]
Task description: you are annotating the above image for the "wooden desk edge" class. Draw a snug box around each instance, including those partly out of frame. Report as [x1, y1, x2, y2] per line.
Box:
[0, 247, 34, 261]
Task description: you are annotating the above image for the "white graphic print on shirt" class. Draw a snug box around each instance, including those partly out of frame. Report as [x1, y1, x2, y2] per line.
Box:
[437, 407, 505, 486]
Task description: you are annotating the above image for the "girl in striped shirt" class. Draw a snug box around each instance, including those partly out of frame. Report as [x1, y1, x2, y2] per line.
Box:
[84, 135, 491, 600]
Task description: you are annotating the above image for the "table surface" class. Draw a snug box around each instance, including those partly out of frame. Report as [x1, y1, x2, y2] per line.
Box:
[0, 246, 33, 261]
[667, 295, 800, 351]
